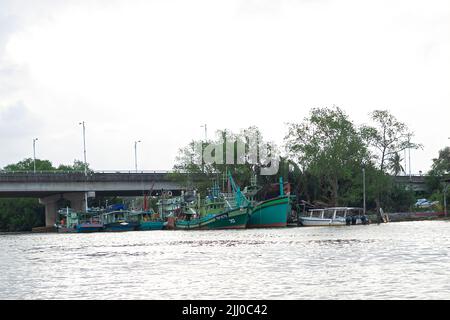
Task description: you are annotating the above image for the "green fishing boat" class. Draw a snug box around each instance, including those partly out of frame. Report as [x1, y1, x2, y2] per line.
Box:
[247, 177, 291, 228]
[248, 195, 290, 228]
[128, 209, 166, 231]
[174, 176, 250, 230]
[175, 206, 250, 230]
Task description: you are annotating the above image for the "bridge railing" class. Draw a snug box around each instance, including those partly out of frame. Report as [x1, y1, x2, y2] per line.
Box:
[0, 170, 174, 175]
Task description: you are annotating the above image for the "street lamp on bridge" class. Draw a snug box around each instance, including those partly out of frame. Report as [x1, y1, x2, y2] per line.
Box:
[79, 121, 88, 212]
[134, 140, 141, 173]
[33, 138, 38, 173]
[200, 124, 207, 141]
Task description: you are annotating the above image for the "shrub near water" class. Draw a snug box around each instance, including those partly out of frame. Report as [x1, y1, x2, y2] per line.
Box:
[0, 198, 45, 232]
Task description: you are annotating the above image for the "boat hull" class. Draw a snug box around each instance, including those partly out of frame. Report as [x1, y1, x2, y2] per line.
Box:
[139, 221, 165, 231]
[175, 207, 249, 230]
[103, 222, 139, 232]
[76, 223, 104, 233]
[247, 196, 290, 228]
[56, 226, 77, 233]
[299, 217, 346, 227]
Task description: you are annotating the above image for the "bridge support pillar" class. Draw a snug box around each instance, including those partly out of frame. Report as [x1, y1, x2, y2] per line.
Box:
[39, 193, 87, 227]
[64, 193, 86, 212]
[39, 195, 61, 227]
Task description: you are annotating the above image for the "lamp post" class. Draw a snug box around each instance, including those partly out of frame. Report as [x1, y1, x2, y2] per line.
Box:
[79, 121, 88, 176]
[33, 138, 38, 173]
[79, 121, 88, 212]
[200, 124, 207, 141]
[134, 140, 141, 173]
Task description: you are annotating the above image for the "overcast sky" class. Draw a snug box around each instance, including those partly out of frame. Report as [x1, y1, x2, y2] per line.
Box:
[1, 0, 449, 173]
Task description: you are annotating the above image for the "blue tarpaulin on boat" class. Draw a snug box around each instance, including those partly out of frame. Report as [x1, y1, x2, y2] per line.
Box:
[107, 204, 127, 212]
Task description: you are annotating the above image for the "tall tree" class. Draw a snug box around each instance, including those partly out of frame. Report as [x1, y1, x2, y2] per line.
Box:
[285, 106, 370, 206]
[172, 126, 280, 193]
[361, 110, 421, 219]
[361, 110, 421, 172]
[426, 146, 450, 194]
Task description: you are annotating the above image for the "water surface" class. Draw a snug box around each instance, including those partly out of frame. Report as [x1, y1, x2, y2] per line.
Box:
[1, 220, 449, 299]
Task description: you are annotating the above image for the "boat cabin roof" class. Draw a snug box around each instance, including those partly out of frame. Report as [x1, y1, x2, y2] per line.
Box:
[308, 207, 363, 211]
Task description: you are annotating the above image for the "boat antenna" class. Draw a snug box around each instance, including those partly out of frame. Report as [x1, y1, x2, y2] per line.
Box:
[227, 170, 250, 207]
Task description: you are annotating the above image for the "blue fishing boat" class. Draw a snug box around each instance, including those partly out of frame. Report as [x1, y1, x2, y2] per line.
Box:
[102, 210, 139, 232]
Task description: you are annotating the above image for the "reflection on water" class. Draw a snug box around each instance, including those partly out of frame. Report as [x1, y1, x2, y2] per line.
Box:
[1, 220, 450, 299]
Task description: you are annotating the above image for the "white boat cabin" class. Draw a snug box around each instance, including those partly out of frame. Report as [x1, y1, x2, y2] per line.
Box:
[300, 207, 367, 226]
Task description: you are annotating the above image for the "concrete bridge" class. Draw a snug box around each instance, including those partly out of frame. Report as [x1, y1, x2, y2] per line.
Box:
[392, 174, 428, 192]
[0, 171, 197, 226]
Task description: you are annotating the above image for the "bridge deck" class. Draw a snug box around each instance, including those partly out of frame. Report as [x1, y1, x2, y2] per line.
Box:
[0, 171, 202, 197]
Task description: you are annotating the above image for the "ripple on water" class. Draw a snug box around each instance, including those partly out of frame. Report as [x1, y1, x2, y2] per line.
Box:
[0, 221, 450, 299]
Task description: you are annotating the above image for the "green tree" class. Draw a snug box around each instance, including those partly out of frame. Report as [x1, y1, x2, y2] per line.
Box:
[388, 152, 405, 176]
[3, 158, 54, 171]
[0, 198, 45, 232]
[57, 160, 91, 172]
[361, 110, 421, 218]
[426, 146, 450, 207]
[172, 126, 281, 194]
[285, 106, 370, 206]
[361, 110, 421, 172]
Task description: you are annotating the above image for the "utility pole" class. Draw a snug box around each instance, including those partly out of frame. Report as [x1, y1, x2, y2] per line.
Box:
[444, 183, 448, 218]
[200, 124, 207, 173]
[134, 140, 141, 173]
[79, 121, 88, 212]
[33, 138, 38, 173]
[408, 133, 412, 179]
[404, 149, 407, 176]
[200, 124, 207, 141]
[363, 167, 366, 214]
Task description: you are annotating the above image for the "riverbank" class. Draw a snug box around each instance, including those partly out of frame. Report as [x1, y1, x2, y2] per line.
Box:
[368, 211, 448, 223]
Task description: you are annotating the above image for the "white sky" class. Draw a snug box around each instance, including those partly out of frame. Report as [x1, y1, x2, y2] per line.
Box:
[1, 0, 449, 172]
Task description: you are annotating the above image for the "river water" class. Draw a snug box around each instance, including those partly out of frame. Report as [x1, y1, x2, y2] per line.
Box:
[1, 220, 449, 300]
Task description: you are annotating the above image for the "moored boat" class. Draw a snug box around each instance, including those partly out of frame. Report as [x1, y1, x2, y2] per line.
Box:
[174, 175, 250, 230]
[56, 208, 104, 233]
[299, 207, 368, 227]
[102, 210, 139, 232]
[129, 210, 166, 231]
[247, 177, 291, 228]
[175, 206, 250, 230]
[76, 221, 104, 233]
[247, 195, 290, 228]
